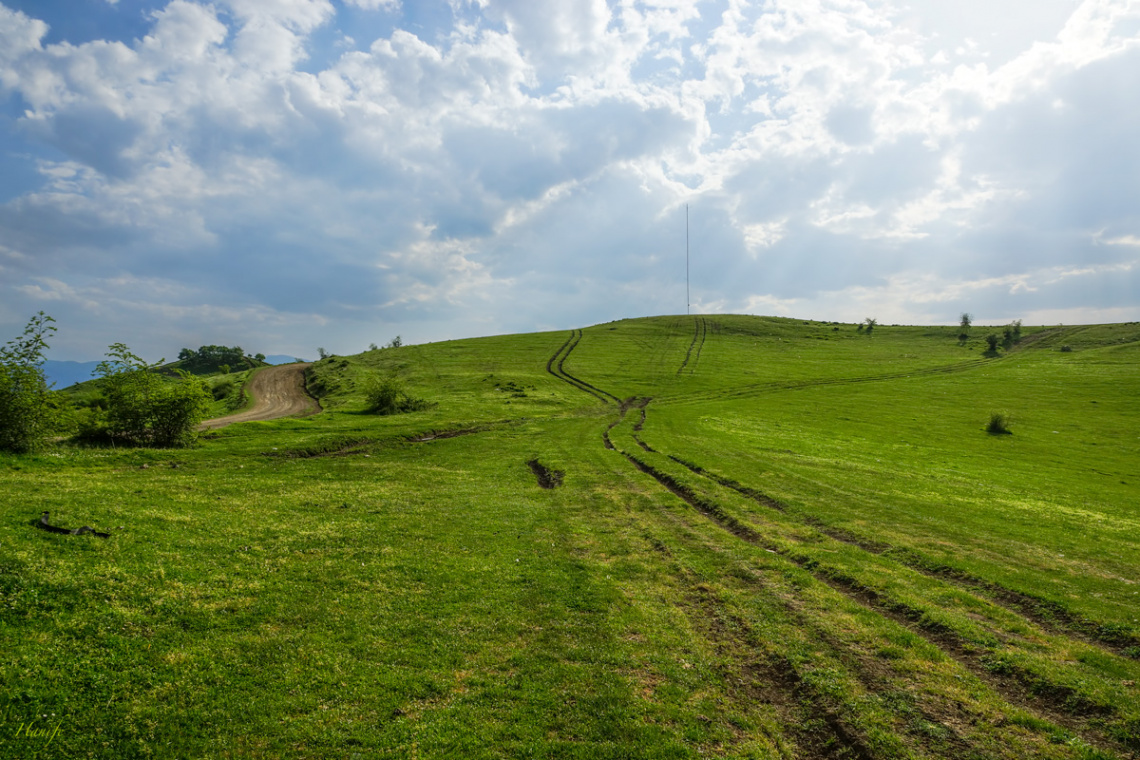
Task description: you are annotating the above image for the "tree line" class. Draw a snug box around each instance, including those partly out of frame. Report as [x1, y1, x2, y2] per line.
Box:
[177, 345, 266, 374]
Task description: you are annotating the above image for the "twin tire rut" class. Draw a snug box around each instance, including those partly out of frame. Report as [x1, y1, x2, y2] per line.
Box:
[543, 328, 1139, 759]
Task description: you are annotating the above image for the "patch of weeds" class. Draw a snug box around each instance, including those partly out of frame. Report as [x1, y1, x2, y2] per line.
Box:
[981, 655, 1015, 675]
[484, 375, 535, 398]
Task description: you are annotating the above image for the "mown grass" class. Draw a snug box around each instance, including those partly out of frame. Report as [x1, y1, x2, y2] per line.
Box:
[2, 315, 1138, 758]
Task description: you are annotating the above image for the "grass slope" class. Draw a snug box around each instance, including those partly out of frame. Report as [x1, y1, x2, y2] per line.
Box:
[2, 316, 1138, 759]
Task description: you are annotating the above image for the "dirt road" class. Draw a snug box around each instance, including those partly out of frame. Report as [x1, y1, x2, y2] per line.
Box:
[199, 363, 320, 431]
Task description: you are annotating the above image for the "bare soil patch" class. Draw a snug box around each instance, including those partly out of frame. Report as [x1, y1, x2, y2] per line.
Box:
[527, 459, 564, 489]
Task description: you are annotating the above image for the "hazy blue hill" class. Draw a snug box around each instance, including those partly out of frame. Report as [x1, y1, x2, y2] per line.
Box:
[42, 354, 302, 388]
[42, 360, 101, 389]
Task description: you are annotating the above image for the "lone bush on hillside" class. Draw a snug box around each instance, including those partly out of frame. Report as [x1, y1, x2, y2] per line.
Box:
[987, 411, 1013, 435]
[362, 372, 429, 415]
[0, 312, 58, 453]
[984, 333, 1001, 353]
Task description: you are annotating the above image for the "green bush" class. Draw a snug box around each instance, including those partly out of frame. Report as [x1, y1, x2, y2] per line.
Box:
[92, 343, 211, 447]
[0, 313, 58, 453]
[362, 372, 429, 415]
[212, 379, 236, 401]
[986, 411, 1012, 435]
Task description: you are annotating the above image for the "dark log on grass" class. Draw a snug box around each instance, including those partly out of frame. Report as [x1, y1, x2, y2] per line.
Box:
[36, 511, 110, 538]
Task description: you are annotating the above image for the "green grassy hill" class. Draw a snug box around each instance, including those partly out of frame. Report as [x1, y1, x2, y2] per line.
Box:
[3, 316, 1138, 758]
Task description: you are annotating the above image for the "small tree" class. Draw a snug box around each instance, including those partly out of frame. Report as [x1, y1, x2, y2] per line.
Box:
[0, 312, 58, 453]
[984, 333, 1001, 353]
[960, 313, 972, 331]
[318, 347, 329, 360]
[388, 335, 403, 349]
[1004, 319, 1022, 345]
[864, 317, 877, 334]
[96, 343, 210, 447]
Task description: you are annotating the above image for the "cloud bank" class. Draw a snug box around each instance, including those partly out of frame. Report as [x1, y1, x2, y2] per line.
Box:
[1, 0, 1138, 359]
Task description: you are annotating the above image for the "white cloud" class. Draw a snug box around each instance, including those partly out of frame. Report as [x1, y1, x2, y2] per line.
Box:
[343, 0, 400, 10]
[1, 0, 1139, 357]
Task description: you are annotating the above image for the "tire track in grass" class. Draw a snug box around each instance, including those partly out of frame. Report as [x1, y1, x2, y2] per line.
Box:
[615, 446, 1133, 757]
[565, 319, 1130, 752]
[635, 490, 879, 758]
[664, 453, 1140, 660]
[545, 329, 620, 404]
[633, 463, 994, 759]
[690, 587, 877, 760]
[677, 316, 707, 375]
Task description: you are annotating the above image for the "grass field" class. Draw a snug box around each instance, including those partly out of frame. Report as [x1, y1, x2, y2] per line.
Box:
[2, 315, 1138, 758]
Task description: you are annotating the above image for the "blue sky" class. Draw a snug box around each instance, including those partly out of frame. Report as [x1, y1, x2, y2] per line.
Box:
[1, 0, 1138, 361]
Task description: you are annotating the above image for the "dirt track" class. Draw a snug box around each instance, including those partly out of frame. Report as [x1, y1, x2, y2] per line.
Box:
[199, 363, 320, 431]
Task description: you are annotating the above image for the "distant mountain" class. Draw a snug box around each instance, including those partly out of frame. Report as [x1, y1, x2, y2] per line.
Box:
[42, 360, 101, 389]
[265, 355, 310, 365]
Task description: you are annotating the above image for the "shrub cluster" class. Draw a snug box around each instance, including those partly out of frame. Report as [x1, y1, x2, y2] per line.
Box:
[83, 344, 211, 447]
[362, 372, 429, 415]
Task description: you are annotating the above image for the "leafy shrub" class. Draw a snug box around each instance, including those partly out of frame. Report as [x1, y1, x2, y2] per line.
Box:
[0, 312, 57, 453]
[362, 372, 429, 415]
[212, 379, 236, 401]
[1060, 345, 1073, 353]
[985, 334, 1001, 353]
[987, 411, 1012, 435]
[91, 343, 211, 447]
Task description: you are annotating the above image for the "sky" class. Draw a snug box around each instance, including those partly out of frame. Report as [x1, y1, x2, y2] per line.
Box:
[1, 0, 1138, 361]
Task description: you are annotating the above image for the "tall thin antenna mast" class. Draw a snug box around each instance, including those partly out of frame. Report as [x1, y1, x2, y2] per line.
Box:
[686, 203, 690, 315]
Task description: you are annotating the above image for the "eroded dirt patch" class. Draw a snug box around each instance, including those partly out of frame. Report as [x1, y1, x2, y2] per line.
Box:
[527, 459, 564, 489]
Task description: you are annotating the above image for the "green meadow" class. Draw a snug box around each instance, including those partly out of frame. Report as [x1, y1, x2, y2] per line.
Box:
[2, 315, 1139, 759]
